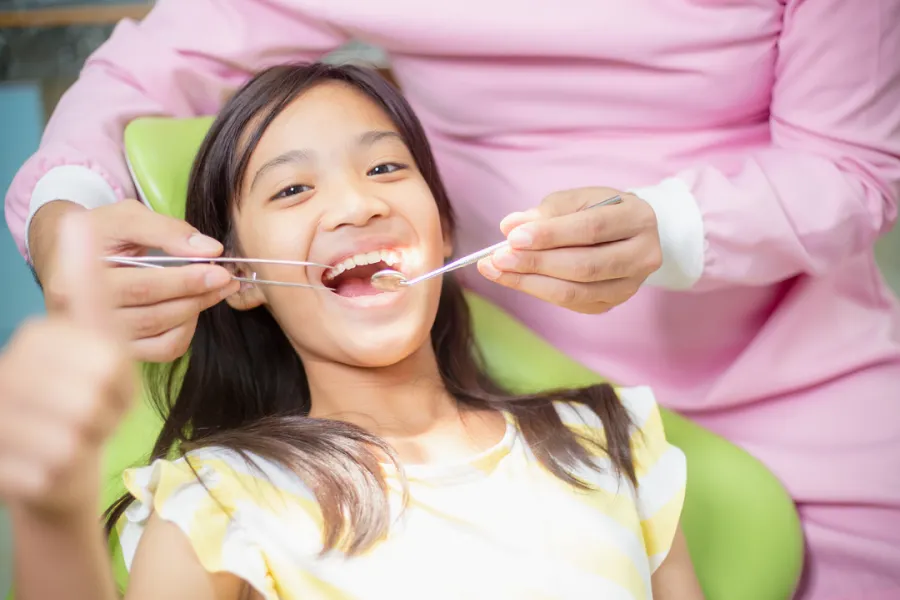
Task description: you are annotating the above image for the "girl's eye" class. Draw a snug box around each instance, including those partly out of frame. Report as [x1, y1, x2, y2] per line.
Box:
[272, 184, 313, 200]
[367, 163, 406, 176]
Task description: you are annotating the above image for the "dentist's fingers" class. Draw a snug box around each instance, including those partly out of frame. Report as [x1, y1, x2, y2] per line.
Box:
[110, 263, 234, 308]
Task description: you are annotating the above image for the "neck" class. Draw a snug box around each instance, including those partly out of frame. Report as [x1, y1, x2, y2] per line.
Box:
[304, 342, 458, 438]
[302, 342, 506, 466]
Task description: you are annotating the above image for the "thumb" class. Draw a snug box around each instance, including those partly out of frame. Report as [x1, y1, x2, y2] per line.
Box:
[499, 188, 623, 235]
[499, 191, 581, 234]
[499, 209, 542, 236]
[499, 191, 584, 235]
[58, 212, 114, 333]
[112, 201, 222, 257]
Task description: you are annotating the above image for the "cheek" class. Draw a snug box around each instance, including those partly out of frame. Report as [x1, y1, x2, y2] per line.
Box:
[408, 197, 447, 266]
[239, 215, 293, 256]
[234, 211, 317, 275]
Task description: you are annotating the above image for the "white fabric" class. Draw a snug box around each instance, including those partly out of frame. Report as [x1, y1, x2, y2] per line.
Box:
[631, 177, 706, 290]
[25, 165, 118, 256]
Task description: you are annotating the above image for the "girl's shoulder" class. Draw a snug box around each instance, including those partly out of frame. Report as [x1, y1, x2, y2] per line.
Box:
[118, 446, 324, 598]
[552, 386, 687, 571]
[122, 446, 320, 517]
[552, 385, 683, 477]
[553, 384, 664, 440]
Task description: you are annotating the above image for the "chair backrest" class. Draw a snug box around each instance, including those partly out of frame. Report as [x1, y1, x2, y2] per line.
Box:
[103, 116, 805, 600]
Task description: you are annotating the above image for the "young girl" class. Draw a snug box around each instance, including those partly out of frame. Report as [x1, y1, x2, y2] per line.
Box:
[3, 63, 701, 600]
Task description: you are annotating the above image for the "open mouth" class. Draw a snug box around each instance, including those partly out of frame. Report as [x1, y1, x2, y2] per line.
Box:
[323, 249, 402, 297]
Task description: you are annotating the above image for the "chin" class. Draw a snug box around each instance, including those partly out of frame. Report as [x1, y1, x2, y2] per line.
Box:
[335, 308, 436, 368]
[322, 279, 441, 368]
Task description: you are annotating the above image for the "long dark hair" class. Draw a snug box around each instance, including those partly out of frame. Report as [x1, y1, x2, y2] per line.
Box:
[105, 63, 635, 554]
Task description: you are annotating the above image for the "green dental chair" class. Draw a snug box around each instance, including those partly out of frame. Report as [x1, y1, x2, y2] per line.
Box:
[86, 116, 802, 599]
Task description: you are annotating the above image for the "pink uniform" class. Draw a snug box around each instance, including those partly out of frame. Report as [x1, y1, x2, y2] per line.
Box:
[6, 1, 900, 597]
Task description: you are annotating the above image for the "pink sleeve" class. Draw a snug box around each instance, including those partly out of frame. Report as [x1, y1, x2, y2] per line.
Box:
[646, 0, 900, 290]
[4, 0, 346, 259]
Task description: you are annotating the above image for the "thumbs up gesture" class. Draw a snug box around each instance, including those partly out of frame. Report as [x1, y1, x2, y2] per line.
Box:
[0, 214, 135, 516]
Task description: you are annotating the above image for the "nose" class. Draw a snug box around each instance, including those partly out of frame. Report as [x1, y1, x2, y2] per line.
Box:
[320, 178, 390, 231]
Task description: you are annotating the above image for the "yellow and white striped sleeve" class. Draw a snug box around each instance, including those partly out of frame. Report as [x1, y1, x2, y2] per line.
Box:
[618, 386, 688, 572]
[117, 448, 279, 599]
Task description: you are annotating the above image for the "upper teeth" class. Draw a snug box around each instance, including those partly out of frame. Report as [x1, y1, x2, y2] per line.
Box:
[325, 249, 401, 280]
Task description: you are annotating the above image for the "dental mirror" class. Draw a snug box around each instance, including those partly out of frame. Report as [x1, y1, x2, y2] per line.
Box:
[370, 269, 408, 292]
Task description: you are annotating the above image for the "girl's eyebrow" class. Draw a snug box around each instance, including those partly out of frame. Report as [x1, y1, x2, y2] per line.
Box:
[250, 149, 312, 191]
[357, 130, 404, 147]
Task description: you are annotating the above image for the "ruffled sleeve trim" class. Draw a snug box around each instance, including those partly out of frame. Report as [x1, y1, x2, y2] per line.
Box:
[118, 451, 280, 599]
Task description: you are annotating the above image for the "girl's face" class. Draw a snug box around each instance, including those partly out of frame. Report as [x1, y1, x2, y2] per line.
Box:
[225, 82, 451, 368]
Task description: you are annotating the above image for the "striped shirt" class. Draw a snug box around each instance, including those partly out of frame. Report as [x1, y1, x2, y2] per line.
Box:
[119, 386, 686, 599]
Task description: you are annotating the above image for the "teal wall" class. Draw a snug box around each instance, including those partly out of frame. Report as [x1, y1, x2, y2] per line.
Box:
[0, 82, 45, 346]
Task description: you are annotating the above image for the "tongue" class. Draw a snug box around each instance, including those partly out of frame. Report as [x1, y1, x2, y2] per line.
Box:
[335, 277, 381, 297]
[331, 262, 387, 297]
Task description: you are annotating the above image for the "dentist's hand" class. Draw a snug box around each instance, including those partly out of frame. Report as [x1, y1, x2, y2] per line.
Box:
[477, 187, 662, 314]
[29, 199, 240, 362]
[0, 214, 135, 517]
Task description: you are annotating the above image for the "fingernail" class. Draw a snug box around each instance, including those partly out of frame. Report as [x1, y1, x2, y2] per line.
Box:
[500, 211, 527, 228]
[500, 209, 540, 230]
[189, 233, 222, 252]
[479, 259, 501, 281]
[507, 226, 534, 249]
[492, 248, 517, 270]
[205, 268, 231, 289]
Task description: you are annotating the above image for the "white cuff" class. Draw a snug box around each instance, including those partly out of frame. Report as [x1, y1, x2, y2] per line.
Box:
[630, 177, 706, 290]
[25, 165, 119, 257]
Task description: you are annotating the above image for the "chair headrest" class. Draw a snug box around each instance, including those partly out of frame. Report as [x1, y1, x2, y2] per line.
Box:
[124, 116, 214, 219]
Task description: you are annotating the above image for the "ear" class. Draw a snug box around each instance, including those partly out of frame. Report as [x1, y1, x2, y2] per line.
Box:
[442, 229, 454, 259]
[225, 282, 266, 311]
[224, 264, 266, 311]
